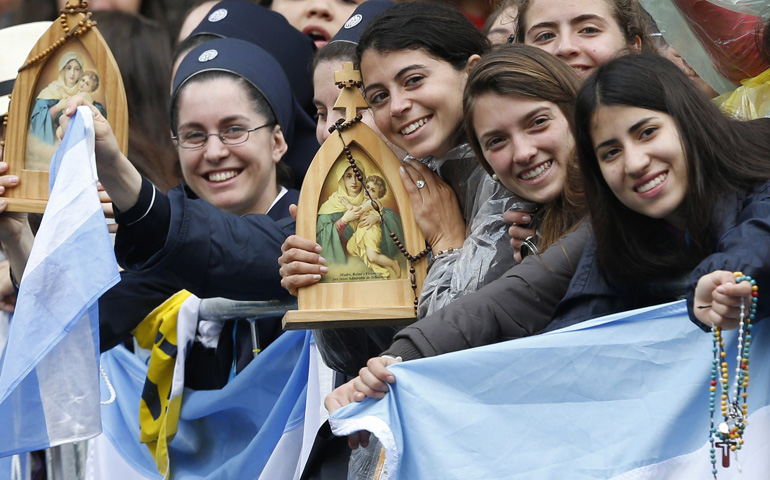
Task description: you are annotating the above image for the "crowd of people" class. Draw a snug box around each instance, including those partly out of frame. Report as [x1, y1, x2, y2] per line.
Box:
[0, 0, 769, 478]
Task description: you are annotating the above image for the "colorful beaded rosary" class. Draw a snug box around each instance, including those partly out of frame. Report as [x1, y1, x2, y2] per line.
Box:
[329, 116, 431, 313]
[708, 272, 756, 478]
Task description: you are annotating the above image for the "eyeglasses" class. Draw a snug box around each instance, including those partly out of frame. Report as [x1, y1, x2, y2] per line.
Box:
[172, 124, 271, 149]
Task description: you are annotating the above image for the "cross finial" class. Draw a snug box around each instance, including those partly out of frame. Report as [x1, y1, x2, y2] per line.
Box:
[334, 62, 362, 88]
[334, 62, 368, 121]
[715, 440, 735, 468]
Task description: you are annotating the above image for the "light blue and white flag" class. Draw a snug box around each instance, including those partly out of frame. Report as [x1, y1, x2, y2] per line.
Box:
[91, 329, 321, 479]
[331, 301, 770, 479]
[0, 107, 120, 457]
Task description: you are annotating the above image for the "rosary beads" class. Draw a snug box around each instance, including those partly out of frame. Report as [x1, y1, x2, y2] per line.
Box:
[708, 272, 756, 478]
[330, 118, 430, 313]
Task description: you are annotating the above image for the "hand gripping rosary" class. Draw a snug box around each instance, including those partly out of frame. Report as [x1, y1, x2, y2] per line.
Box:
[707, 272, 757, 478]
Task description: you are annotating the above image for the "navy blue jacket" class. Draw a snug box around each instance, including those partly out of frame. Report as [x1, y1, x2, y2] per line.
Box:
[549, 180, 770, 330]
[100, 179, 298, 389]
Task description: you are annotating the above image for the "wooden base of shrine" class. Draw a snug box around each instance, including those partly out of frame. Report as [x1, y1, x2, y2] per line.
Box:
[4, 198, 47, 213]
[282, 306, 416, 330]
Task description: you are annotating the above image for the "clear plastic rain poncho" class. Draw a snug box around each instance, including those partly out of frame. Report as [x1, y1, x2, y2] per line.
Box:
[641, 0, 770, 119]
[313, 144, 525, 376]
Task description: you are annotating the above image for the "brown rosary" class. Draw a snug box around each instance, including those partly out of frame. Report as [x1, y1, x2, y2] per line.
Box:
[1, 1, 97, 147]
[330, 116, 431, 313]
[19, 1, 97, 73]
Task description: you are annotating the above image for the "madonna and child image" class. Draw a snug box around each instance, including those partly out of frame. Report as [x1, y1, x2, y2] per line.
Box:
[317, 154, 406, 283]
[26, 45, 107, 171]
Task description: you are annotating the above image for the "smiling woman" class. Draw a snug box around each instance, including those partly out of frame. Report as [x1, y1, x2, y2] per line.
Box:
[85, 37, 303, 388]
[550, 53, 770, 331]
[515, 0, 653, 78]
[171, 73, 286, 216]
[352, 1, 525, 316]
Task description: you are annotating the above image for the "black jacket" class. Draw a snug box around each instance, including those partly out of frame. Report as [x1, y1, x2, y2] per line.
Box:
[549, 180, 770, 331]
[100, 179, 298, 389]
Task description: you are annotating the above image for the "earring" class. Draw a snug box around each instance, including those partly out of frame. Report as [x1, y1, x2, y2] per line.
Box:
[491, 173, 499, 182]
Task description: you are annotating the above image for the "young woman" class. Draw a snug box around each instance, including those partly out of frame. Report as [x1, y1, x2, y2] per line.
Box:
[515, 0, 652, 79]
[281, 1, 520, 319]
[324, 45, 591, 448]
[311, 27, 404, 158]
[498, 0, 651, 255]
[550, 53, 770, 330]
[181, 0, 319, 187]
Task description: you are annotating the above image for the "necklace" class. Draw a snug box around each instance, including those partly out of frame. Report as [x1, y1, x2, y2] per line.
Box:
[19, 2, 96, 73]
[330, 116, 431, 313]
[709, 272, 756, 478]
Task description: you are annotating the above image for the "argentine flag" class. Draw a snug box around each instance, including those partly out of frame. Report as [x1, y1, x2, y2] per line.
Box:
[90, 329, 324, 479]
[0, 107, 120, 457]
[331, 301, 770, 479]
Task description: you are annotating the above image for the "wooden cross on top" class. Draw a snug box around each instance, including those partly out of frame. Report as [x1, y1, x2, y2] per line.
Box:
[334, 62, 368, 122]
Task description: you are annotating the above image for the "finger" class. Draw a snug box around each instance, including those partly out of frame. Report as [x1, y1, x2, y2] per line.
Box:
[279, 259, 328, 277]
[359, 431, 371, 449]
[406, 158, 434, 177]
[348, 432, 362, 450]
[716, 281, 753, 298]
[712, 285, 747, 306]
[502, 210, 533, 225]
[289, 204, 298, 220]
[64, 94, 100, 118]
[279, 248, 327, 269]
[281, 234, 321, 255]
[0, 162, 9, 174]
[102, 203, 115, 218]
[280, 273, 322, 295]
[353, 374, 387, 400]
[509, 225, 535, 243]
[356, 369, 390, 398]
[709, 299, 741, 320]
[400, 161, 429, 194]
[399, 166, 424, 205]
[368, 357, 397, 383]
[0, 174, 19, 190]
[704, 308, 740, 329]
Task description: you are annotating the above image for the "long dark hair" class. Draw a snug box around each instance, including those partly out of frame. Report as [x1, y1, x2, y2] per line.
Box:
[464, 44, 585, 251]
[355, 1, 491, 70]
[575, 54, 770, 286]
[93, 11, 180, 192]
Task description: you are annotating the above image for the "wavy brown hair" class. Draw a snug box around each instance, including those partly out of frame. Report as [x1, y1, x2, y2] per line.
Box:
[464, 44, 586, 251]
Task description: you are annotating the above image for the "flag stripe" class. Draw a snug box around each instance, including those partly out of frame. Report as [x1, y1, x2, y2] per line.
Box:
[0, 106, 120, 457]
[330, 301, 770, 480]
